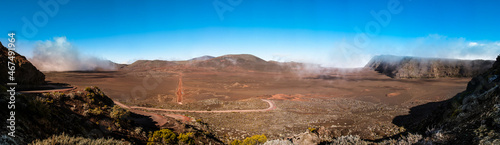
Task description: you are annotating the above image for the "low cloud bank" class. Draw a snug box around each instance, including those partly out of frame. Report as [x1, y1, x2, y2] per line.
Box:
[408, 34, 500, 60]
[31, 37, 116, 71]
[321, 34, 500, 68]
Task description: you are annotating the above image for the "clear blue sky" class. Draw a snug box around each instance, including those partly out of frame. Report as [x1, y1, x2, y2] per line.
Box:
[1, 0, 499, 67]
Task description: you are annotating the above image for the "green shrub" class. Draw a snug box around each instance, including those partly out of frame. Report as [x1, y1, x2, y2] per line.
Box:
[30, 133, 126, 145]
[29, 97, 51, 117]
[110, 105, 130, 120]
[308, 127, 317, 133]
[147, 129, 177, 145]
[89, 107, 103, 116]
[231, 139, 242, 145]
[234, 134, 266, 145]
[177, 132, 194, 145]
[451, 108, 461, 118]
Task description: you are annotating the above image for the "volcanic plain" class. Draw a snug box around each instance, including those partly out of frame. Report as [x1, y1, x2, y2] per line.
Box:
[43, 55, 473, 141]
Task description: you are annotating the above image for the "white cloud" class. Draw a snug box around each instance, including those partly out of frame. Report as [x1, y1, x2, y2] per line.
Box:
[31, 37, 117, 71]
[275, 34, 500, 68]
[468, 42, 478, 47]
[406, 35, 500, 60]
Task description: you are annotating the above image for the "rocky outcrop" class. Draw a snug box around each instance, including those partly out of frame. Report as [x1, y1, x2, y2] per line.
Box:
[396, 55, 500, 144]
[292, 131, 321, 145]
[366, 55, 494, 78]
[0, 41, 45, 86]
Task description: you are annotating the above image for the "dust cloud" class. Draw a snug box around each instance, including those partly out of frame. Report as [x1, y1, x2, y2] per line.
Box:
[31, 37, 116, 71]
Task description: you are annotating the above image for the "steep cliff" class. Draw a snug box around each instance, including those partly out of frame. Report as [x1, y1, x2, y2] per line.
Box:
[395, 55, 500, 144]
[366, 55, 494, 78]
[0, 41, 45, 86]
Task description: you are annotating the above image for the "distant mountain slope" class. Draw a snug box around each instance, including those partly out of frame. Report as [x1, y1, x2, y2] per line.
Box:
[121, 60, 178, 71]
[192, 54, 291, 72]
[366, 55, 494, 78]
[123, 54, 299, 72]
[188, 55, 215, 61]
[0, 41, 45, 86]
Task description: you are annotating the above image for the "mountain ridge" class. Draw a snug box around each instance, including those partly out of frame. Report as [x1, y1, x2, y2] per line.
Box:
[366, 55, 495, 78]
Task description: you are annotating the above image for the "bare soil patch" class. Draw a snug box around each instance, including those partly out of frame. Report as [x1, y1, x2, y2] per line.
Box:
[44, 68, 470, 140]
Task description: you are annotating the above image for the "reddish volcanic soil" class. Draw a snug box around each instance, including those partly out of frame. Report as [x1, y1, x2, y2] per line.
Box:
[176, 74, 183, 104]
[44, 68, 471, 140]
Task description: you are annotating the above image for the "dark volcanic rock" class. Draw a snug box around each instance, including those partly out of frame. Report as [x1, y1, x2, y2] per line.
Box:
[366, 55, 494, 78]
[0, 41, 45, 85]
[395, 55, 500, 144]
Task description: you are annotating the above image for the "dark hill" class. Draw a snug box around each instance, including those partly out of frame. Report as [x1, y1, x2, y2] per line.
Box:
[0, 41, 45, 86]
[366, 55, 494, 78]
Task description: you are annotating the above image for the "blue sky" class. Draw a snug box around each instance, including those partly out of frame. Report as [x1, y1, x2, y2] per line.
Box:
[1, 0, 499, 68]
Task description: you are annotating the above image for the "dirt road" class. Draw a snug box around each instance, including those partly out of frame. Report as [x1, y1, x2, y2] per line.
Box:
[113, 99, 275, 126]
[21, 87, 275, 125]
[176, 73, 183, 104]
[128, 99, 276, 113]
[18, 86, 76, 93]
[114, 100, 190, 125]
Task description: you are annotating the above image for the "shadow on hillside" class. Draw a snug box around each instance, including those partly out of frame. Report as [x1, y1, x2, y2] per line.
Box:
[361, 100, 450, 143]
[392, 100, 448, 131]
[128, 113, 159, 132]
[17, 81, 73, 91]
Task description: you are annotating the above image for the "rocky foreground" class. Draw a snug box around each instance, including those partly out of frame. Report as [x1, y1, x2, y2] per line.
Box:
[366, 55, 494, 78]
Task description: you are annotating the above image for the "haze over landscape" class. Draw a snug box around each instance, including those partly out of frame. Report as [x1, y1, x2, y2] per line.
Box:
[1, 0, 500, 145]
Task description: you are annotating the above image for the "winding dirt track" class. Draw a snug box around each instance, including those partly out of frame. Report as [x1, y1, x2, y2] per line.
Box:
[114, 101, 182, 125]
[116, 101, 169, 126]
[128, 99, 276, 113]
[18, 86, 76, 93]
[21, 87, 276, 125]
[114, 99, 275, 125]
